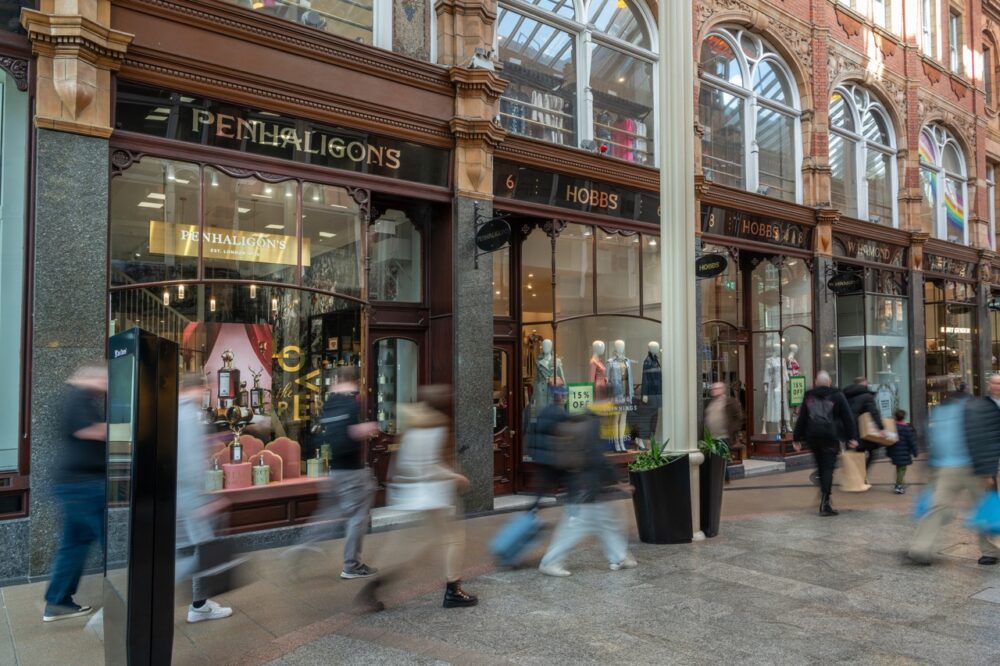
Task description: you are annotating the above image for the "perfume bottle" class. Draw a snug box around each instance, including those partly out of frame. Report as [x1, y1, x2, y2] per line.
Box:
[231, 437, 243, 464]
[377, 408, 386, 421]
[378, 372, 386, 385]
[217, 349, 240, 409]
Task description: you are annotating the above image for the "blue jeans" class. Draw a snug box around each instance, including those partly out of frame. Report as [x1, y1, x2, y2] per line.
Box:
[540, 501, 628, 568]
[44, 479, 105, 605]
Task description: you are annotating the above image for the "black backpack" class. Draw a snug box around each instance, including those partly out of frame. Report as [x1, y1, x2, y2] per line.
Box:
[805, 393, 838, 441]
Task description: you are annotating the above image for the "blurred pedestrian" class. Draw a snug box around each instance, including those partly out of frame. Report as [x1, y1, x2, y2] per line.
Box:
[888, 409, 918, 495]
[529, 383, 570, 493]
[43, 365, 107, 622]
[961, 373, 1000, 565]
[843, 376, 887, 474]
[355, 385, 477, 611]
[704, 382, 744, 452]
[288, 367, 379, 579]
[793, 371, 856, 517]
[176, 374, 233, 623]
[538, 408, 636, 577]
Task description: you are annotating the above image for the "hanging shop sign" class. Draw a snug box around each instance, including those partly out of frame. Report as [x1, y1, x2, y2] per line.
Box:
[832, 234, 906, 267]
[695, 253, 728, 279]
[788, 375, 806, 408]
[475, 216, 511, 253]
[567, 383, 595, 415]
[115, 83, 450, 188]
[700, 205, 812, 250]
[923, 253, 977, 280]
[827, 271, 864, 295]
[148, 221, 308, 266]
[493, 161, 659, 223]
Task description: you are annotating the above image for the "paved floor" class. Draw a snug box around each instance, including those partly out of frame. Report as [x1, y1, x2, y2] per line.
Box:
[4, 460, 1000, 665]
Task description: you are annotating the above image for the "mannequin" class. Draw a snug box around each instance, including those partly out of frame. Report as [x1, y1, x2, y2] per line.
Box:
[533, 338, 565, 410]
[589, 340, 608, 400]
[637, 341, 661, 450]
[786, 344, 800, 376]
[606, 340, 634, 452]
[761, 343, 789, 434]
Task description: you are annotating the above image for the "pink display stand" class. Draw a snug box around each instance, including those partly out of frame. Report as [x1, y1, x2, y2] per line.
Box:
[266, 438, 302, 479]
[223, 462, 253, 490]
[252, 449, 284, 483]
[240, 435, 265, 461]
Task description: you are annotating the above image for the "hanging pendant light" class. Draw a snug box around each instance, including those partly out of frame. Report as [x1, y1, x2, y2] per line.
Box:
[271, 296, 279, 313]
[177, 284, 185, 301]
[210, 295, 217, 313]
[163, 289, 170, 307]
[250, 284, 257, 299]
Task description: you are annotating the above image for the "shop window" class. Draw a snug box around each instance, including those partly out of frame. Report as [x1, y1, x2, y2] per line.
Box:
[369, 209, 421, 303]
[920, 124, 968, 244]
[110, 157, 201, 285]
[522, 227, 552, 322]
[492, 244, 511, 317]
[828, 86, 898, 225]
[991, 299, 1000, 373]
[595, 232, 640, 315]
[641, 234, 661, 320]
[375, 338, 418, 435]
[554, 223, 594, 318]
[698, 27, 801, 203]
[218, 0, 390, 48]
[496, 0, 657, 164]
[925, 278, 979, 405]
[301, 182, 363, 297]
[493, 349, 510, 434]
[699, 245, 740, 328]
[1, 1, 32, 34]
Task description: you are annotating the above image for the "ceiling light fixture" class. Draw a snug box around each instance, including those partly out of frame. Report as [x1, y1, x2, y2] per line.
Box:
[238, 207, 251, 214]
[264, 224, 285, 231]
[319, 231, 337, 238]
[250, 284, 257, 299]
[162, 289, 170, 306]
[209, 296, 217, 313]
[147, 193, 166, 200]
[177, 284, 185, 300]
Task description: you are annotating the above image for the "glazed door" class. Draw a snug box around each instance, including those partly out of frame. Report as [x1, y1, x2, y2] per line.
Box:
[368, 335, 422, 505]
[492, 345, 515, 495]
[702, 322, 748, 461]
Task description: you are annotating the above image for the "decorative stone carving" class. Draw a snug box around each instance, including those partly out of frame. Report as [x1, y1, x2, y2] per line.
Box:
[922, 59, 944, 84]
[0, 56, 28, 92]
[917, 91, 977, 149]
[950, 77, 969, 101]
[834, 6, 862, 38]
[450, 65, 507, 198]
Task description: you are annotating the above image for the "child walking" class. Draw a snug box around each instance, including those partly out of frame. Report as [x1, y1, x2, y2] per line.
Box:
[889, 409, 918, 494]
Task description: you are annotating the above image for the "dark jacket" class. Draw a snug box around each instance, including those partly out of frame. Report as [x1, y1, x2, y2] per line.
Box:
[792, 386, 856, 447]
[318, 392, 362, 470]
[843, 383, 885, 432]
[704, 395, 744, 443]
[963, 396, 1000, 477]
[529, 402, 569, 468]
[886, 421, 918, 466]
[563, 414, 617, 504]
[641, 353, 662, 407]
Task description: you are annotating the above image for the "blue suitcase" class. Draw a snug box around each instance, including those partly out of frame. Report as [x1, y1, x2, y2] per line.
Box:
[490, 507, 544, 567]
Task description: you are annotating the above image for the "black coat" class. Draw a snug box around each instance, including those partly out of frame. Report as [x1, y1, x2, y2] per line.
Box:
[843, 383, 885, 433]
[886, 422, 918, 466]
[792, 386, 856, 447]
[963, 397, 1000, 477]
[641, 353, 662, 407]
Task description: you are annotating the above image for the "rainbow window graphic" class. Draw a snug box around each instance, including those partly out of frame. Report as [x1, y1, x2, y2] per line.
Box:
[944, 178, 965, 242]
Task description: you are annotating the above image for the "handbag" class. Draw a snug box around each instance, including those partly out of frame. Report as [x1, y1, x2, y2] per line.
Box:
[837, 448, 871, 492]
[967, 491, 1000, 536]
[858, 413, 898, 446]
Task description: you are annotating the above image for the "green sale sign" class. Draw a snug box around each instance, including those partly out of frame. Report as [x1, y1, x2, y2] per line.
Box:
[567, 383, 595, 415]
[788, 376, 806, 408]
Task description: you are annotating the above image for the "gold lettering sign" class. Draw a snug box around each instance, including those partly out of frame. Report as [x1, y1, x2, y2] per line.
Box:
[564, 184, 620, 211]
[148, 221, 309, 266]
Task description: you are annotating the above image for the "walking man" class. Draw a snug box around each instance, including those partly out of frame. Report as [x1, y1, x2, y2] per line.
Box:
[793, 371, 856, 517]
[960, 373, 1000, 565]
[704, 382, 744, 453]
[843, 376, 887, 472]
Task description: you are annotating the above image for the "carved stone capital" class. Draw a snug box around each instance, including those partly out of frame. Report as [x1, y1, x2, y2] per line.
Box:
[0, 56, 28, 92]
[450, 66, 507, 102]
[450, 117, 506, 149]
[21, 1, 133, 137]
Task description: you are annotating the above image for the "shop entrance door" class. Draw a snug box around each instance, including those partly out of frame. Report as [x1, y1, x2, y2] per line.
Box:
[702, 322, 748, 462]
[492, 345, 515, 495]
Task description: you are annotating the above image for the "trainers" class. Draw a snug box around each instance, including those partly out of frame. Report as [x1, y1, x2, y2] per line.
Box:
[978, 555, 999, 566]
[893, 484, 905, 494]
[539, 563, 571, 577]
[610, 556, 638, 571]
[43, 602, 93, 622]
[341, 563, 378, 579]
[187, 599, 233, 623]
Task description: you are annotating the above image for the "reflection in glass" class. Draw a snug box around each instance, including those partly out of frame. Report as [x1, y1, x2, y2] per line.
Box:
[925, 280, 979, 405]
[587, 0, 651, 48]
[700, 247, 740, 327]
[591, 45, 654, 164]
[370, 210, 421, 302]
[829, 133, 857, 217]
[700, 34, 743, 85]
[522, 227, 553, 322]
[756, 106, 796, 202]
[642, 235, 661, 318]
[493, 349, 510, 435]
[493, 245, 511, 317]
[376, 338, 419, 435]
[867, 149, 893, 223]
[302, 183, 363, 297]
[219, 0, 375, 44]
[750, 259, 781, 331]
[699, 84, 745, 189]
[596, 233, 640, 314]
[555, 224, 595, 318]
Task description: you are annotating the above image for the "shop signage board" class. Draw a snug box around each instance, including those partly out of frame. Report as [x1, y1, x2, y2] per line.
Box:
[116, 83, 450, 187]
[148, 221, 308, 266]
[788, 376, 806, 408]
[923, 253, 977, 280]
[700, 205, 813, 250]
[827, 271, 864, 294]
[493, 161, 659, 223]
[695, 253, 728, 278]
[567, 382, 595, 415]
[832, 234, 906, 267]
[475, 217, 511, 253]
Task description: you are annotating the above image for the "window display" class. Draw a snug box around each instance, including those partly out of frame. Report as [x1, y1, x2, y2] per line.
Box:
[920, 124, 968, 244]
[370, 209, 421, 302]
[374, 338, 418, 435]
[925, 278, 979, 405]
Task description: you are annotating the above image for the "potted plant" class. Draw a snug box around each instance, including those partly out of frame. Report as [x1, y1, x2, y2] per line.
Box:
[627, 439, 692, 544]
[698, 427, 731, 538]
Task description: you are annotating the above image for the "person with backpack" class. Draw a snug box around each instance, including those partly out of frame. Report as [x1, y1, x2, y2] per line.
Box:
[887, 409, 918, 494]
[793, 371, 857, 517]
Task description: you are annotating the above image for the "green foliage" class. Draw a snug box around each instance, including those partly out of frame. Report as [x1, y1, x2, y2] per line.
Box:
[699, 426, 732, 461]
[628, 438, 680, 472]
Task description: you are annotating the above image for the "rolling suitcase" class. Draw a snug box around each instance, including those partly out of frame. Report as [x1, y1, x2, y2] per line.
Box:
[489, 505, 544, 567]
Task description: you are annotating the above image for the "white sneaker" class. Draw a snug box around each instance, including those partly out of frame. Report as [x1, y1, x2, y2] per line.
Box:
[539, 563, 571, 577]
[610, 556, 638, 571]
[187, 599, 233, 623]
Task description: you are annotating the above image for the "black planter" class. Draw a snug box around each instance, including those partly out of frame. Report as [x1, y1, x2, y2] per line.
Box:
[629, 454, 692, 544]
[699, 453, 727, 538]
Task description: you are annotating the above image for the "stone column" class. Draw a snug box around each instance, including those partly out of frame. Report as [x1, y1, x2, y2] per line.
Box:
[448, 63, 505, 513]
[21, 1, 131, 575]
[909, 234, 929, 435]
[814, 209, 839, 382]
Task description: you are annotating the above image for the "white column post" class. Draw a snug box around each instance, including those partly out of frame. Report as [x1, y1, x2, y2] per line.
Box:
[658, 0, 703, 540]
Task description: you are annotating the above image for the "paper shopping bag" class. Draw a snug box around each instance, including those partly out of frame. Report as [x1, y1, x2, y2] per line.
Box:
[858, 413, 898, 446]
[837, 450, 871, 492]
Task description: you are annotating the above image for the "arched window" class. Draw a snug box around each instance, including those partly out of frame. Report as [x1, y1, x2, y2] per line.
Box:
[919, 124, 968, 244]
[698, 27, 802, 203]
[828, 85, 898, 225]
[496, 0, 658, 165]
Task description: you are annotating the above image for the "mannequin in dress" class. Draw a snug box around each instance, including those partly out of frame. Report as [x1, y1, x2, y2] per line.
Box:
[533, 338, 565, 410]
[637, 341, 661, 450]
[589, 340, 608, 400]
[786, 344, 800, 376]
[607, 340, 634, 452]
[761, 343, 788, 434]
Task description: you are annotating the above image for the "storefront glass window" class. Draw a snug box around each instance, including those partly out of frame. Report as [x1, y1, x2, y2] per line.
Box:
[780, 258, 812, 327]
[375, 338, 418, 435]
[591, 45, 654, 164]
[554, 224, 594, 318]
[750, 258, 781, 331]
[596, 232, 640, 315]
[641, 235, 661, 319]
[920, 124, 968, 244]
[699, 247, 740, 327]
[992, 299, 1000, 372]
[218, 0, 381, 47]
[302, 183, 363, 297]
[492, 245, 511, 317]
[829, 133, 857, 217]
[925, 278, 978, 405]
[369, 209, 421, 303]
[110, 157, 200, 285]
[522, 227, 552, 322]
[698, 84, 745, 189]
[203, 168, 299, 283]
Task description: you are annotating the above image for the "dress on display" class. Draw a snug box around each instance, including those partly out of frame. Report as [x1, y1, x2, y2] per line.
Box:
[590, 357, 608, 400]
[763, 355, 789, 427]
[607, 356, 633, 405]
[639, 353, 661, 439]
[533, 354, 564, 410]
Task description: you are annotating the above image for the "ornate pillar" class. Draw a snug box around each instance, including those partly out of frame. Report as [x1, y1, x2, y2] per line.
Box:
[909, 232, 929, 434]
[21, 1, 132, 575]
[447, 62, 505, 512]
[435, 0, 496, 67]
[814, 208, 839, 382]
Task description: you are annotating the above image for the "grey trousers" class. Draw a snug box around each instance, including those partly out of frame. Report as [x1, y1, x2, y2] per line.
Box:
[909, 466, 999, 560]
[300, 468, 376, 570]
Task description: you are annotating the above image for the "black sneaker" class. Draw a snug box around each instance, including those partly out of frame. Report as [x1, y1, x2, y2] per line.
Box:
[43, 602, 93, 622]
[978, 555, 999, 566]
[341, 563, 378, 579]
[893, 484, 905, 494]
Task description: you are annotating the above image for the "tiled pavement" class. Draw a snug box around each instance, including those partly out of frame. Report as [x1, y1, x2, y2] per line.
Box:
[4, 460, 1000, 665]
